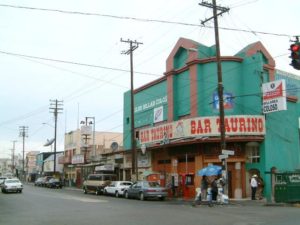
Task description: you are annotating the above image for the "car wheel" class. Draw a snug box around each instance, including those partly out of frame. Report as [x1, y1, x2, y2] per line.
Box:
[115, 191, 119, 198]
[104, 189, 107, 195]
[125, 191, 129, 199]
[96, 189, 101, 195]
[2, 189, 6, 193]
[19, 190, 22, 193]
[139, 192, 145, 201]
[159, 197, 165, 201]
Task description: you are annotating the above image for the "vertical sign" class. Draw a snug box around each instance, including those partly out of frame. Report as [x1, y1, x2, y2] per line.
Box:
[153, 106, 163, 123]
[262, 80, 287, 114]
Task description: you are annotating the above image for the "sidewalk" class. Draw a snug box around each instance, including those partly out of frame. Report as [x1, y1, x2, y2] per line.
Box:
[63, 186, 298, 207]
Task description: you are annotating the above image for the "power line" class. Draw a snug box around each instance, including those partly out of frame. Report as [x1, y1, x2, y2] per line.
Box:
[0, 50, 161, 77]
[0, 3, 293, 37]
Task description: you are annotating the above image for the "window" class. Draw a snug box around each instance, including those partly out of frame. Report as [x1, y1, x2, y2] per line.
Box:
[246, 142, 260, 163]
[158, 159, 171, 164]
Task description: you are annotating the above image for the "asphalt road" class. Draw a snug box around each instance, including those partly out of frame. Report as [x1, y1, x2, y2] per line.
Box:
[0, 184, 299, 225]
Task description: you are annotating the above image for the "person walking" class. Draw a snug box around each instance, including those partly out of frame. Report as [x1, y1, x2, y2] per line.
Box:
[201, 176, 208, 200]
[250, 174, 258, 200]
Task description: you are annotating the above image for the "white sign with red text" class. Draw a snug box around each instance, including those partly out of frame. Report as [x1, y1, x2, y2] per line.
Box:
[139, 115, 265, 145]
[262, 80, 287, 114]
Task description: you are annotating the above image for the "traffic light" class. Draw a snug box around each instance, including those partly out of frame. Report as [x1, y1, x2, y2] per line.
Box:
[290, 42, 300, 70]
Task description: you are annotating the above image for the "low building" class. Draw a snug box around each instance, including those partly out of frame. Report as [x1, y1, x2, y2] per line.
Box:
[43, 152, 64, 176]
[26, 151, 40, 182]
[63, 129, 123, 187]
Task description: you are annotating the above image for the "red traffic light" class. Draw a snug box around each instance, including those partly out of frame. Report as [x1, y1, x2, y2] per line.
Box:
[291, 44, 300, 52]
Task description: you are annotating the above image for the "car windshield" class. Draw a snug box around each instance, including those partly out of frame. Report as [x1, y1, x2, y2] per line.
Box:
[6, 179, 20, 184]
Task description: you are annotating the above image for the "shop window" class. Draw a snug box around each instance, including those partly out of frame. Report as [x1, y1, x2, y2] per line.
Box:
[246, 142, 260, 163]
[178, 157, 195, 163]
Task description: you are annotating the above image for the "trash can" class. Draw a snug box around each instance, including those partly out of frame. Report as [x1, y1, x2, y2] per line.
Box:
[274, 172, 300, 203]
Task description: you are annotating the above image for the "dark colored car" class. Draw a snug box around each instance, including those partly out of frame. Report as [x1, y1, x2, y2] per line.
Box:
[47, 178, 63, 188]
[41, 176, 54, 187]
[34, 177, 44, 186]
[124, 181, 168, 201]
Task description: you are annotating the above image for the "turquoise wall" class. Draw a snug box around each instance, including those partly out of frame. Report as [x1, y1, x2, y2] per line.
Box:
[123, 80, 167, 150]
[173, 70, 190, 119]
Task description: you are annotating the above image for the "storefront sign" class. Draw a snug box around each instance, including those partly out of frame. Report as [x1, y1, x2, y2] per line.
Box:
[95, 164, 114, 171]
[139, 115, 265, 145]
[134, 95, 167, 113]
[262, 80, 287, 114]
[72, 154, 85, 164]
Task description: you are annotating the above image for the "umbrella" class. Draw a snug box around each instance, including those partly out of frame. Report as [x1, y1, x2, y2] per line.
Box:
[197, 165, 222, 176]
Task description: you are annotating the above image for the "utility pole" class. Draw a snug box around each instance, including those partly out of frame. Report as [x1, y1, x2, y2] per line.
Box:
[49, 99, 63, 176]
[120, 38, 143, 181]
[19, 126, 28, 181]
[199, 0, 230, 194]
[11, 140, 17, 174]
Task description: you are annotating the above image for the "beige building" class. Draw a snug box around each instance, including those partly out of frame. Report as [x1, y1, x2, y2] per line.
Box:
[26, 151, 40, 181]
[62, 129, 123, 187]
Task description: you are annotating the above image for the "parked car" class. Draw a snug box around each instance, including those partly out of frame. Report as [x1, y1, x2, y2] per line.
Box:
[83, 173, 116, 195]
[34, 177, 44, 186]
[124, 181, 168, 201]
[104, 181, 133, 197]
[40, 176, 54, 187]
[1, 178, 23, 193]
[46, 178, 63, 189]
[0, 176, 7, 187]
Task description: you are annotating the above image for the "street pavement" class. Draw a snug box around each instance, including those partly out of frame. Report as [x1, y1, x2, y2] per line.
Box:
[1, 183, 299, 225]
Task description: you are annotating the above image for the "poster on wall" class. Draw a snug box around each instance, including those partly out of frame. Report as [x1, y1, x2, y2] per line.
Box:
[213, 92, 234, 110]
[153, 106, 163, 123]
[262, 79, 287, 114]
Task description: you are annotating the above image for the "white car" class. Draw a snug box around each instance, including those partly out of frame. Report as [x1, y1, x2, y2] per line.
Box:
[1, 178, 23, 193]
[104, 181, 132, 197]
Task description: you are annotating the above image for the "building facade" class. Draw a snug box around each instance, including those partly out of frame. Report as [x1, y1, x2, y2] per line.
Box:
[25, 151, 40, 182]
[62, 129, 123, 187]
[123, 38, 300, 200]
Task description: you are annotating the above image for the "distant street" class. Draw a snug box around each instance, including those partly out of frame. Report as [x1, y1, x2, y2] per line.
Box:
[0, 184, 299, 225]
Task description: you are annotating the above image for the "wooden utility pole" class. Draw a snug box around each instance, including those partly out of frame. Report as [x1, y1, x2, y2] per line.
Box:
[49, 99, 63, 175]
[120, 38, 143, 181]
[11, 140, 17, 174]
[199, 0, 229, 151]
[19, 126, 28, 181]
[199, 0, 230, 194]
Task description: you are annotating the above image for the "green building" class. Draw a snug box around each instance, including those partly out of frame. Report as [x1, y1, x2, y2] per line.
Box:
[123, 37, 300, 200]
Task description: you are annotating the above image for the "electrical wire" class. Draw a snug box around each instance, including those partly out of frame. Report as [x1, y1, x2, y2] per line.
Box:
[0, 4, 294, 38]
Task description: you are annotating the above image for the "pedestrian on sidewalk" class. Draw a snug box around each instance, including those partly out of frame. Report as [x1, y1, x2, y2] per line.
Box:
[250, 174, 258, 200]
[201, 176, 208, 200]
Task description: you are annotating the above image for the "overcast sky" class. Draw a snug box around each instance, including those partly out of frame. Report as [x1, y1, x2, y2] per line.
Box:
[0, 0, 299, 157]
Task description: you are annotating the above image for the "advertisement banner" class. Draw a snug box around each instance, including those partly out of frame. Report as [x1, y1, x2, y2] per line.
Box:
[139, 115, 265, 145]
[262, 80, 287, 114]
